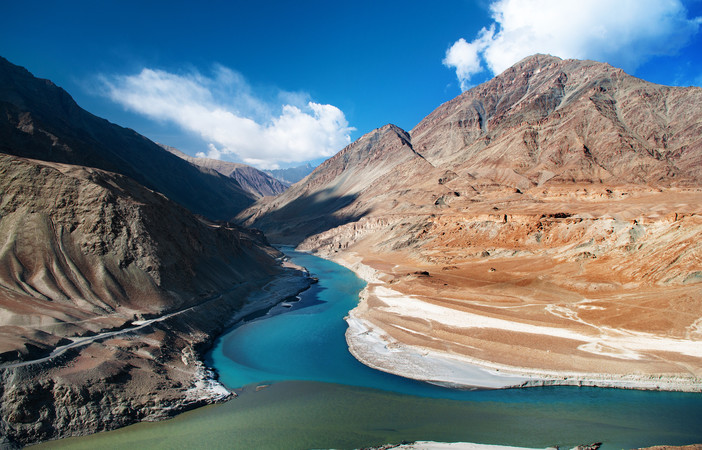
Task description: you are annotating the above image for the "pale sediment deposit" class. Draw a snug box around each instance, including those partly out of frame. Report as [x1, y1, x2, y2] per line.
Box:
[333, 252, 702, 392]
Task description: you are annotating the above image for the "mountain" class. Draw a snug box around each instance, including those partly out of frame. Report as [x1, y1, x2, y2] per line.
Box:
[160, 145, 288, 198]
[241, 55, 702, 389]
[264, 163, 315, 185]
[237, 124, 433, 242]
[0, 152, 311, 446]
[0, 56, 255, 220]
[241, 54, 702, 242]
[410, 53, 701, 185]
[0, 57, 311, 446]
[0, 153, 281, 362]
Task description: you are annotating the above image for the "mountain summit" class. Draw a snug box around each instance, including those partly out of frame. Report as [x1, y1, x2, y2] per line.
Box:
[412, 53, 701, 184]
[241, 54, 702, 390]
[241, 54, 702, 242]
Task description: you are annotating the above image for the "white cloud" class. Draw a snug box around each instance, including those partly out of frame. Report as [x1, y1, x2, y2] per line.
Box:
[101, 67, 354, 168]
[196, 143, 222, 160]
[444, 0, 702, 90]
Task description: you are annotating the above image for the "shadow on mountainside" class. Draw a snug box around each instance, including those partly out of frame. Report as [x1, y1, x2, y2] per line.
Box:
[0, 57, 256, 220]
[247, 188, 371, 245]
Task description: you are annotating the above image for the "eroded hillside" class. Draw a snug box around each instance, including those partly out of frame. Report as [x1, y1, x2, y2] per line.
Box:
[246, 54, 702, 389]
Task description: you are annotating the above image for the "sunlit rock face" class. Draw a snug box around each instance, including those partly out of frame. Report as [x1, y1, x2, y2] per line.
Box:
[248, 54, 702, 390]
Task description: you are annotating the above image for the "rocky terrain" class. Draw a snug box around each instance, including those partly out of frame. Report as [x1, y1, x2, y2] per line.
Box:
[0, 58, 313, 447]
[0, 152, 311, 447]
[237, 123, 431, 243]
[243, 55, 702, 389]
[0, 56, 256, 221]
[160, 145, 288, 198]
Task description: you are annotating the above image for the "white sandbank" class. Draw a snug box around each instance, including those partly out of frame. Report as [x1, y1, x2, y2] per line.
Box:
[332, 253, 702, 392]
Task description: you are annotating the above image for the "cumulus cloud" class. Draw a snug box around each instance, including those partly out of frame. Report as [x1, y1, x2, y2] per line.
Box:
[444, 0, 702, 90]
[101, 66, 354, 168]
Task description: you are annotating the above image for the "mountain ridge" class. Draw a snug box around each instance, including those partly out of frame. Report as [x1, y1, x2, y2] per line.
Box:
[241, 54, 702, 242]
[243, 54, 702, 391]
[159, 145, 288, 198]
[264, 163, 315, 185]
[0, 56, 311, 446]
[237, 123, 432, 242]
[0, 56, 256, 221]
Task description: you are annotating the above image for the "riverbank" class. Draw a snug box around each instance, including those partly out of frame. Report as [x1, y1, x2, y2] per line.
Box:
[326, 251, 702, 392]
[0, 267, 312, 448]
[368, 442, 702, 450]
[27, 250, 702, 449]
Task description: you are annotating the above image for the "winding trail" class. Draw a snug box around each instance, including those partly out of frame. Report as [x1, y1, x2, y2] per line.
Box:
[0, 298, 222, 370]
[0, 279, 262, 370]
[0, 269, 309, 371]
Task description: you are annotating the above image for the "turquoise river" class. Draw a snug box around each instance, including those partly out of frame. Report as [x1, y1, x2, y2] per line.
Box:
[45, 248, 702, 449]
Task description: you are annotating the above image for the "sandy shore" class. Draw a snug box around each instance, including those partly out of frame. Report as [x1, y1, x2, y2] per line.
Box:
[332, 253, 702, 392]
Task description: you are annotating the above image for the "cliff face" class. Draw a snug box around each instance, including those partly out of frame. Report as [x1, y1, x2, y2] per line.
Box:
[249, 55, 702, 386]
[0, 57, 255, 221]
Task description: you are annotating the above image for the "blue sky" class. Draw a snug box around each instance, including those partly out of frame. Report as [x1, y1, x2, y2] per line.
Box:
[2, 0, 701, 168]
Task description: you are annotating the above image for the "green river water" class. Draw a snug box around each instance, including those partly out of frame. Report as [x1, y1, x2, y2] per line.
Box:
[42, 249, 702, 449]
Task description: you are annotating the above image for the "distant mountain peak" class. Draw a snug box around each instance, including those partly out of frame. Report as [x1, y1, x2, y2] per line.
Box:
[264, 163, 316, 185]
[159, 144, 288, 198]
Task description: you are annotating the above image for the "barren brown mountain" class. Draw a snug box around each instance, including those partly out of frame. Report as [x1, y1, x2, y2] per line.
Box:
[241, 54, 702, 389]
[0, 59, 311, 447]
[0, 152, 311, 447]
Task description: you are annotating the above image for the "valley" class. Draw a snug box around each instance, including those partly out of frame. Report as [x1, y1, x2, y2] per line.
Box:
[0, 51, 700, 448]
[245, 54, 702, 392]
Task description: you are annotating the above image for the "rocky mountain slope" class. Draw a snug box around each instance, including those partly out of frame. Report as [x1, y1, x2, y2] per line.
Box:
[0, 57, 312, 447]
[237, 124, 435, 242]
[0, 153, 281, 362]
[241, 54, 702, 242]
[243, 55, 702, 389]
[0, 152, 311, 447]
[0, 57, 255, 220]
[160, 145, 288, 198]
[411, 54, 701, 185]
